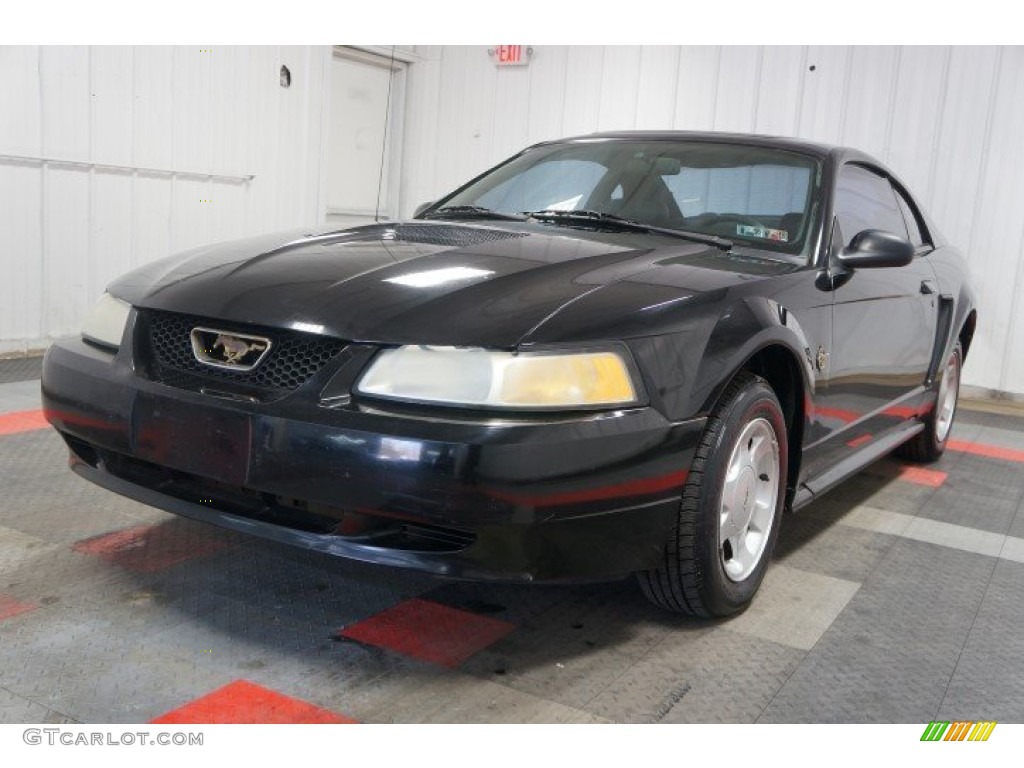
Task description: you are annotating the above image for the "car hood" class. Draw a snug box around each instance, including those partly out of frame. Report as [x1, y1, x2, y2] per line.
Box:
[109, 221, 796, 347]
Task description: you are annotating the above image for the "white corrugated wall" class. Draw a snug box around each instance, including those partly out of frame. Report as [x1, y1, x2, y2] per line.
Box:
[401, 45, 1024, 397]
[2, 45, 1023, 397]
[0, 45, 332, 354]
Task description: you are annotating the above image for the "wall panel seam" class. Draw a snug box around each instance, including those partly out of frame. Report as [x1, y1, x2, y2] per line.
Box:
[792, 46, 808, 137]
[882, 46, 902, 164]
[924, 46, 953, 209]
[965, 46, 1002, 259]
[750, 45, 764, 133]
[37, 46, 46, 339]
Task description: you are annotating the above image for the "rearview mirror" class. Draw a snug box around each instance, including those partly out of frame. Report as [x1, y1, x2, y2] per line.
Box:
[837, 229, 914, 269]
[413, 201, 435, 218]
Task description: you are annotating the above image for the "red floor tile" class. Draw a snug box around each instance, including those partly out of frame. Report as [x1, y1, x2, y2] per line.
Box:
[338, 598, 516, 668]
[73, 523, 231, 573]
[865, 462, 948, 488]
[0, 409, 48, 436]
[0, 593, 38, 622]
[896, 465, 948, 488]
[151, 680, 356, 724]
[948, 439, 1024, 464]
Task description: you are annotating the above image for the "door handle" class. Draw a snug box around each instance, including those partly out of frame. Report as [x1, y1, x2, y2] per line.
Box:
[920, 279, 937, 295]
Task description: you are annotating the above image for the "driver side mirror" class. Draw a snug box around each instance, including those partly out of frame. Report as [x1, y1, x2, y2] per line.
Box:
[836, 229, 914, 269]
[413, 201, 435, 218]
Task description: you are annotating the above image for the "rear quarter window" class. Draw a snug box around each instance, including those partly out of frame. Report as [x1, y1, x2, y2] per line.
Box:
[894, 185, 928, 248]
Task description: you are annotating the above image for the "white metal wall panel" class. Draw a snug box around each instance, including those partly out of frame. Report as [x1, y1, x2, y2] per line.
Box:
[673, 46, 720, 129]
[133, 47, 175, 171]
[42, 171, 90, 337]
[0, 47, 41, 155]
[929, 47, 999, 249]
[635, 47, 679, 130]
[433, 46, 499, 196]
[40, 47, 91, 159]
[0, 47, 43, 344]
[560, 47, 605, 138]
[399, 45, 1024, 395]
[596, 46, 641, 131]
[713, 46, 761, 133]
[0, 166, 43, 342]
[131, 173, 172, 282]
[90, 48, 135, 301]
[796, 47, 851, 142]
[244, 46, 283, 236]
[0, 44, 331, 355]
[967, 47, 1024, 392]
[886, 47, 950, 198]
[491, 66, 531, 163]
[399, 46, 442, 215]
[525, 47, 568, 146]
[39, 47, 90, 337]
[837, 46, 898, 157]
[754, 46, 804, 138]
[276, 46, 314, 230]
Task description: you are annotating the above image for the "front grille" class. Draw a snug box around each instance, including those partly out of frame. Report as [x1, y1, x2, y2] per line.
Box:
[138, 309, 347, 396]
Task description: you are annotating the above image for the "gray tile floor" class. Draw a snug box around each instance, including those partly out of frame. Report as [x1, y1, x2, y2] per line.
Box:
[2, 357, 1023, 723]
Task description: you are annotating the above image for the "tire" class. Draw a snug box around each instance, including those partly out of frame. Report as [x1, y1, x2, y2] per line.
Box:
[638, 372, 788, 617]
[897, 341, 962, 463]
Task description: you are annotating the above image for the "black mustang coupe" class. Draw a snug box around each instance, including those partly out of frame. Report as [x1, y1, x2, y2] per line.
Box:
[42, 132, 976, 616]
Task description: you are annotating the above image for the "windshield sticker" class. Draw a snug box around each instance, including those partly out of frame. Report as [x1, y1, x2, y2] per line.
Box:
[736, 225, 789, 242]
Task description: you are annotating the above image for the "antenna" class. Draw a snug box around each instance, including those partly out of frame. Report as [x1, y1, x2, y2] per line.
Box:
[374, 45, 397, 224]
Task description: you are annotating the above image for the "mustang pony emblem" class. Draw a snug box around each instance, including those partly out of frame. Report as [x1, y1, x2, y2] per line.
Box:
[189, 327, 272, 371]
[213, 334, 267, 365]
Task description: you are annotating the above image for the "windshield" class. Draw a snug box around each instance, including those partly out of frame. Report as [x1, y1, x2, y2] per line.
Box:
[433, 140, 822, 257]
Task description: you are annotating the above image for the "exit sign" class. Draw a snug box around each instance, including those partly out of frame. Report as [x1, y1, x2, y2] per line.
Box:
[490, 45, 532, 66]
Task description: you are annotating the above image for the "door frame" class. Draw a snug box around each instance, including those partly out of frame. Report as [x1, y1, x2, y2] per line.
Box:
[319, 45, 408, 224]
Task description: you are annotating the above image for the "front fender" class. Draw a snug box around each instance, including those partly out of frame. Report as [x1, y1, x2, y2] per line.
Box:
[688, 296, 817, 417]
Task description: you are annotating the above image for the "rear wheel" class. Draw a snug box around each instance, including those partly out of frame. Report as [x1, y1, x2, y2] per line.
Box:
[639, 372, 788, 617]
[897, 341, 962, 463]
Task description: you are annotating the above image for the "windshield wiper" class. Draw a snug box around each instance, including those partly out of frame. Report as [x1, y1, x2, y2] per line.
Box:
[525, 209, 732, 251]
[420, 205, 526, 221]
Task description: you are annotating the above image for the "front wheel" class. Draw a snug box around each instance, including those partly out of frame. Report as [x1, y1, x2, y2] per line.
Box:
[638, 372, 788, 617]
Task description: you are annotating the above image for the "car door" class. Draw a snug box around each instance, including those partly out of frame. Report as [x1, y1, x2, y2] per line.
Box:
[812, 163, 939, 468]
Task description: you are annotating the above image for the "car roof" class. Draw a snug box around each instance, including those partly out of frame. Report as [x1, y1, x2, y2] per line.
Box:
[546, 130, 874, 164]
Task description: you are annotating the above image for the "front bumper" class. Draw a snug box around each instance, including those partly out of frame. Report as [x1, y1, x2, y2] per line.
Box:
[41, 332, 705, 582]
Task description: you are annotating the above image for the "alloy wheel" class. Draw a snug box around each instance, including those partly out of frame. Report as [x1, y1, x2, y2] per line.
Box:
[719, 417, 780, 582]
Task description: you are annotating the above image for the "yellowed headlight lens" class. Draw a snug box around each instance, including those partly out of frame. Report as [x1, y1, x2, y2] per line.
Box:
[500, 352, 636, 407]
[356, 346, 639, 409]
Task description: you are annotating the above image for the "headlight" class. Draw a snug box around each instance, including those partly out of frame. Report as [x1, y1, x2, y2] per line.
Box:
[355, 346, 639, 409]
[81, 293, 131, 350]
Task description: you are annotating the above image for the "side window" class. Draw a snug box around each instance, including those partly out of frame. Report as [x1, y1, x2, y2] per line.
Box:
[834, 164, 909, 247]
[893, 185, 927, 249]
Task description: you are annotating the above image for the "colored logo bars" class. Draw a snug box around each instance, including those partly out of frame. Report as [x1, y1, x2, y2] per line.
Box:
[921, 721, 997, 742]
